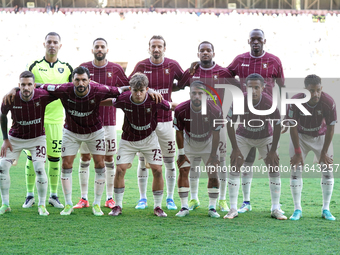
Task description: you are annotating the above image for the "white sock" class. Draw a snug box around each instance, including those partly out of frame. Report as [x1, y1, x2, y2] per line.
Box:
[33, 161, 48, 206]
[137, 157, 148, 200]
[269, 176, 281, 211]
[189, 157, 201, 200]
[321, 176, 334, 211]
[218, 157, 227, 200]
[114, 187, 125, 208]
[178, 187, 189, 209]
[94, 168, 105, 205]
[153, 190, 163, 208]
[228, 174, 240, 210]
[208, 187, 219, 209]
[290, 178, 303, 211]
[79, 160, 90, 200]
[0, 160, 12, 206]
[105, 161, 115, 200]
[61, 169, 73, 206]
[241, 161, 253, 202]
[164, 157, 176, 200]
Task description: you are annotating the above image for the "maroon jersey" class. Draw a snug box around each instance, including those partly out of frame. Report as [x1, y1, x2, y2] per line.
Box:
[114, 92, 171, 141]
[286, 92, 337, 137]
[227, 52, 285, 95]
[227, 92, 281, 139]
[42, 82, 120, 134]
[128, 57, 183, 122]
[177, 63, 240, 108]
[1, 90, 56, 139]
[80, 61, 129, 126]
[174, 100, 223, 142]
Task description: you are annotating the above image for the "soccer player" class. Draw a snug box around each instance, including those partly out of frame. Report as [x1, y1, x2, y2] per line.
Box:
[23, 32, 73, 209]
[177, 41, 240, 212]
[129, 35, 184, 210]
[0, 71, 56, 216]
[73, 38, 130, 210]
[225, 73, 286, 220]
[174, 81, 223, 218]
[106, 72, 178, 217]
[227, 29, 285, 213]
[287, 75, 337, 221]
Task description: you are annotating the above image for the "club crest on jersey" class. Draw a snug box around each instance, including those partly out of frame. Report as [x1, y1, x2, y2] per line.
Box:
[213, 75, 218, 80]
[90, 99, 95, 104]
[58, 68, 64, 73]
[317, 110, 322, 115]
[146, 108, 151, 113]
[204, 117, 209, 122]
[107, 72, 112, 78]
[164, 68, 170, 75]
[35, 102, 40, 107]
[262, 63, 268, 69]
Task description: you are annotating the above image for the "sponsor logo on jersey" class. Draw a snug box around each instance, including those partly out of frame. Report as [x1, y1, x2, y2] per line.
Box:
[124, 108, 133, 112]
[67, 109, 93, 117]
[144, 71, 152, 74]
[192, 76, 200, 79]
[107, 72, 112, 78]
[39, 68, 47, 71]
[184, 118, 192, 121]
[17, 118, 41, 125]
[164, 68, 170, 75]
[90, 73, 94, 76]
[262, 63, 268, 69]
[67, 99, 76, 104]
[155, 88, 169, 94]
[131, 123, 151, 131]
[47, 85, 56, 91]
[241, 64, 249, 67]
[58, 68, 64, 73]
[13, 106, 22, 109]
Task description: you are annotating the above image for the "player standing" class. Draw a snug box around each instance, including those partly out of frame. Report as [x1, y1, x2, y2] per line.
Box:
[0, 71, 56, 215]
[106, 73, 178, 217]
[129, 35, 184, 210]
[224, 73, 286, 220]
[177, 41, 240, 212]
[174, 81, 223, 218]
[23, 32, 73, 209]
[287, 75, 337, 221]
[73, 38, 129, 210]
[227, 29, 285, 213]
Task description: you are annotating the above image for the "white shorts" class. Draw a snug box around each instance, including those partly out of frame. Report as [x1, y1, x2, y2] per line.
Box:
[289, 133, 333, 163]
[235, 135, 278, 161]
[79, 126, 117, 155]
[116, 132, 163, 165]
[219, 125, 227, 157]
[155, 121, 176, 157]
[61, 128, 106, 157]
[2, 135, 46, 162]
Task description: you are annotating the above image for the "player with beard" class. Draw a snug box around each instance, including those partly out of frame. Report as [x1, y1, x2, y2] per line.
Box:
[177, 41, 240, 212]
[73, 38, 129, 210]
[287, 75, 337, 221]
[129, 35, 184, 210]
[227, 29, 285, 213]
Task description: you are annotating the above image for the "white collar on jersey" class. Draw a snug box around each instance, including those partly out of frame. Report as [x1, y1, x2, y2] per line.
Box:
[91, 60, 108, 69]
[253, 94, 262, 108]
[129, 93, 149, 105]
[249, 51, 266, 59]
[74, 84, 91, 98]
[149, 57, 164, 66]
[19, 89, 35, 102]
[199, 62, 216, 71]
[190, 103, 202, 113]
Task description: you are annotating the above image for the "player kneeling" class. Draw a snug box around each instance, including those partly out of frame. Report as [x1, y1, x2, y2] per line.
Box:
[102, 72, 177, 217]
[174, 81, 223, 218]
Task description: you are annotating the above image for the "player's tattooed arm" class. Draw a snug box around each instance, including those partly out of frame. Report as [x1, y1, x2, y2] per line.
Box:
[206, 130, 220, 167]
[290, 126, 304, 167]
[0, 113, 12, 157]
[176, 130, 190, 168]
[227, 123, 244, 168]
[266, 123, 280, 167]
[319, 125, 334, 166]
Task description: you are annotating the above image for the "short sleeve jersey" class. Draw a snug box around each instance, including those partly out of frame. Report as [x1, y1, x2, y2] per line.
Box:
[27, 57, 73, 124]
[227, 92, 281, 139]
[41, 82, 120, 134]
[227, 52, 284, 95]
[114, 92, 171, 142]
[174, 100, 223, 142]
[1, 90, 56, 139]
[128, 57, 183, 122]
[80, 61, 130, 126]
[177, 63, 240, 108]
[286, 92, 337, 137]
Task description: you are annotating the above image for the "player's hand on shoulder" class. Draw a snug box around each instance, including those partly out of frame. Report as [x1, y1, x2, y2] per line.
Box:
[3, 88, 18, 105]
[148, 89, 163, 104]
[1, 139, 12, 157]
[177, 154, 190, 168]
[189, 61, 200, 75]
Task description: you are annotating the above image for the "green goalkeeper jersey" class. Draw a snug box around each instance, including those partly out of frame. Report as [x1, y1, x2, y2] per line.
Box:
[27, 57, 73, 124]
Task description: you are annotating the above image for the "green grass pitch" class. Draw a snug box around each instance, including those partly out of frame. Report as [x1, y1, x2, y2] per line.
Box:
[0, 132, 339, 254]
